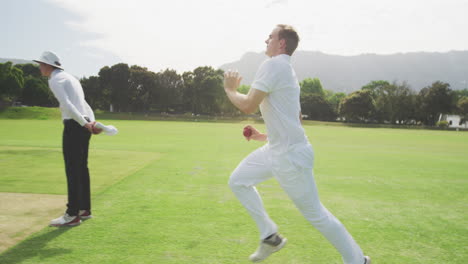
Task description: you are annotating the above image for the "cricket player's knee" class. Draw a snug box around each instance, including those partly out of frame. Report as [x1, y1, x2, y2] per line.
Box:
[302, 207, 342, 230]
[228, 172, 252, 192]
[228, 174, 242, 189]
[294, 200, 328, 223]
[305, 210, 331, 226]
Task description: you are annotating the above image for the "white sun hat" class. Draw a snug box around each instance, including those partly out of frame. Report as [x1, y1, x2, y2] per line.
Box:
[33, 51, 64, 70]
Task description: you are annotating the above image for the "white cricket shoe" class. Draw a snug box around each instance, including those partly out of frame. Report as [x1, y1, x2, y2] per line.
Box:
[49, 213, 81, 227]
[249, 233, 287, 262]
[364, 256, 372, 264]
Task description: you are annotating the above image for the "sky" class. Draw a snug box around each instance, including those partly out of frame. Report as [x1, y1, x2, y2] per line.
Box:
[2, 0, 468, 77]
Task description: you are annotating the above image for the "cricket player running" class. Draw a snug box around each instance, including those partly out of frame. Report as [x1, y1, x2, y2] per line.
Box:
[223, 25, 371, 264]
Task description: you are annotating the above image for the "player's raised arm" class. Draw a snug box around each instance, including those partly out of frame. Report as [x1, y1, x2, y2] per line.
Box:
[223, 70, 267, 114]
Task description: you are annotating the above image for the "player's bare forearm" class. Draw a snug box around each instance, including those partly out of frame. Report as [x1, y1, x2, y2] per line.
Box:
[224, 70, 267, 114]
[225, 90, 252, 114]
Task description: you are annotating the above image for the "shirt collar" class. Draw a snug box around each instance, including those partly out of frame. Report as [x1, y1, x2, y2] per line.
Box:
[49, 68, 63, 79]
[273, 53, 291, 62]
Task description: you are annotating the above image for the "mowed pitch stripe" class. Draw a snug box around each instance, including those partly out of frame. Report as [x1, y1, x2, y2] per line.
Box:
[0, 145, 162, 253]
[0, 192, 65, 253]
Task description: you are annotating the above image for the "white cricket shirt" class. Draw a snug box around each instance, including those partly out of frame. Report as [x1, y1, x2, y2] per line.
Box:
[251, 54, 309, 154]
[49, 69, 95, 126]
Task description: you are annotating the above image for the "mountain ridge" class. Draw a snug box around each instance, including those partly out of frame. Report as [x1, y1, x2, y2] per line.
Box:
[0, 58, 34, 65]
[220, 50, 468, 92]
[3, 50, 468, 93]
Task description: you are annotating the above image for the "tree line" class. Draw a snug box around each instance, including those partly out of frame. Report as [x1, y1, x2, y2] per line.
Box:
[1, 61, 467, 126]
[0, 62, 57, 109]
[300, 78, 468, 126]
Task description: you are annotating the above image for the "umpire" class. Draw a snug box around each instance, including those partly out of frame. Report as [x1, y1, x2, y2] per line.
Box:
[34, 51, 101, 227]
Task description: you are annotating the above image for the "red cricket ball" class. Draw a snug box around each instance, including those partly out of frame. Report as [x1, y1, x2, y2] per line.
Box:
[243, 126, 252, 137]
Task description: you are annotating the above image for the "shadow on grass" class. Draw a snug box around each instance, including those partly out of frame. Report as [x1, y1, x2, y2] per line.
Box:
[0, 227, 72, 264]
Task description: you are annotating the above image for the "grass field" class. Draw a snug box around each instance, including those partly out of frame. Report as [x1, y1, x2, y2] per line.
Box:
[0, 117, 467, 264]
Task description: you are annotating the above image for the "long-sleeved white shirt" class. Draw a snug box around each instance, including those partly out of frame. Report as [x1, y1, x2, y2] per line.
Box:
[49, 69, 95, 126]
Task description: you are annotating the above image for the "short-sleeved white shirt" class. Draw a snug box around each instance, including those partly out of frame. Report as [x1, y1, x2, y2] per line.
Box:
[251, 54, 308, 155]
[49, 69, 95, 126]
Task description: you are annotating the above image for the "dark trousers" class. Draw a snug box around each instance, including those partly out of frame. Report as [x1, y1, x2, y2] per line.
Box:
[63, 119, 92, 216]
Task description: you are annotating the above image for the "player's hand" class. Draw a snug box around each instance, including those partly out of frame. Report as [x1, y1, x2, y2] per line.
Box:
[224, 70, 242, 92]
[91, 122, 103, 135]
[84, 122, 95, 133]
[243, 125, 263, 141]
[85, 121, 102, 134]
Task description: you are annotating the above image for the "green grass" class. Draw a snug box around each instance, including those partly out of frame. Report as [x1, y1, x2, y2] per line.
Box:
[0, 107, 62, 120]
[0, 106, 262, 123]
[0, 118, 467, 263]
[0, 146, 158, 194]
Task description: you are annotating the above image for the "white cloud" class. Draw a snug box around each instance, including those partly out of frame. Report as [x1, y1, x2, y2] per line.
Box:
[46, 0, 468, 73]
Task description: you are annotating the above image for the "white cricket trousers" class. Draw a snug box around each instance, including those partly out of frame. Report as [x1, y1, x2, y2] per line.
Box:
[228, 144, 364, 264]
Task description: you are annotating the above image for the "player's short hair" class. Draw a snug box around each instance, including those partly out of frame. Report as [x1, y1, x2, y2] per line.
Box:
[277, 24, 300, 55]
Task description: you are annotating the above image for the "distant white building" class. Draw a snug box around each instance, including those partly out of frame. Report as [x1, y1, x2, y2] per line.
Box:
[438, 114, 468, 128]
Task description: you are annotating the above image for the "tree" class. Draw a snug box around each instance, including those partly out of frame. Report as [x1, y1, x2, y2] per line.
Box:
[154, 69, 184, 112]
[81, 76, 107, 110]
[454, 89, 468, 100]
[15, 63, 42, 78]
[182, 66, 224, 114]
[299, 78, 336, 120]
[17, 63, 56, 107]
[454, 89, 468, 116]
[362, 80, 390, 97]
[98, 63, 131, 112]
[12, 63, 56, 107]
[326, 91, 346, 107]
[300, 78, 324, 97]
[457, 97, 468, 123]
[362, 80, 390, 122]
[126, 65, 156, 112]
[301, 93, 336, 121]
[361, 80, 417, 124]
[339, 90, 375, 122]
[0, 62, 25, 108]
[182, 71, 196, 113]
[21, 76, 56, 106]
[375, 82, 416, 124]
[237, 84, 250, 95]
[457, 97, 468, 114]
[417, 81, 454, 125]
[392, 82, 417, 124]
[325, 90, 346, 118]
[199, 70, 224, 114]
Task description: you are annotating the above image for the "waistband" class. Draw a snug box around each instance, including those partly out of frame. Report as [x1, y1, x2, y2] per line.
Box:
[63, 116, 90, 124]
